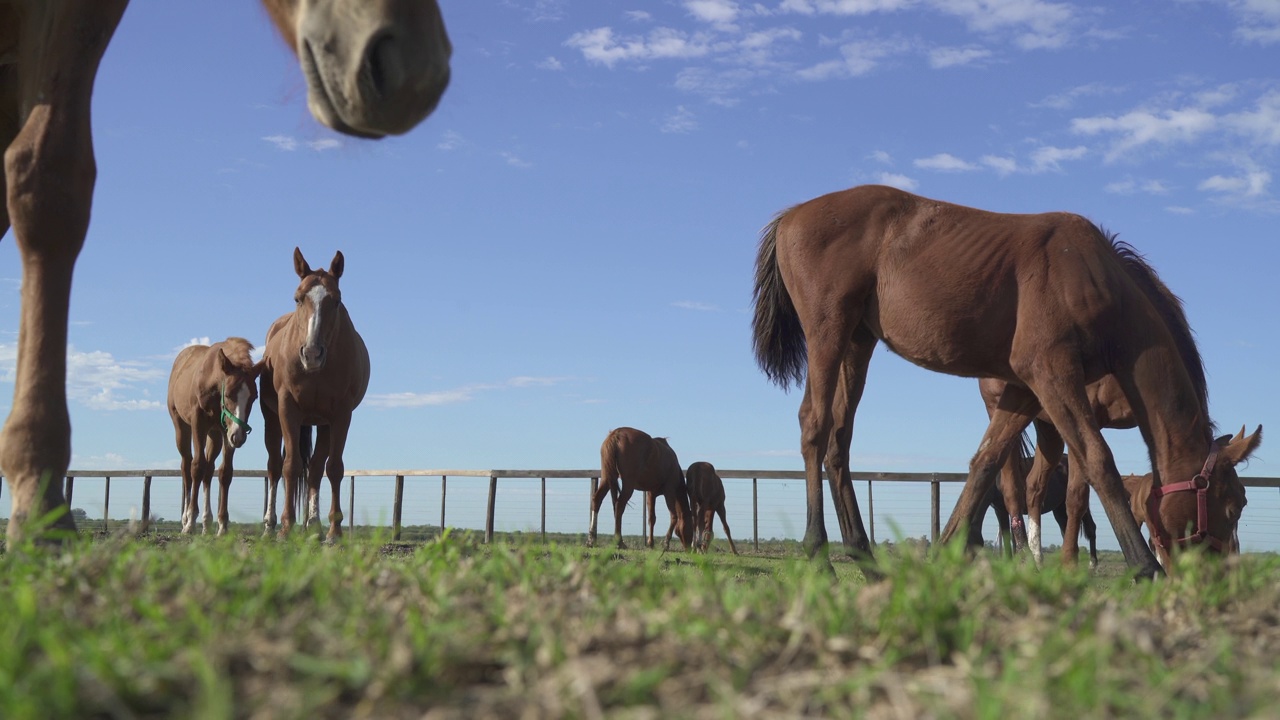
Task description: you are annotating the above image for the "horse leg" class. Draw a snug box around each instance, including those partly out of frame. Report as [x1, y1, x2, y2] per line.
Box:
[188, 432, 212, 537]
[0, 3, 128, 543]
[718, 506, 738, 555]
[277, 406, 305, 537]
[986, 485, 1012, 557]
[174, 421, 195, 534]
[646, 491, 658, 549]
[613, 486, 634, 549]
[1063, 464, 1093, 569]
[306, 426, 331, 533]
[200, 433, 221, 535]
[318, 420, 349, 542]
[216, 446, 234, 538]
[1026, 419, 1065, 568]
[997, 453, 1028, 554]
[587, 476, 614, 547]
[262, 399, 283, 535]
[821, 328, 878, 568]
[941, 387, 1038, 549]
[1018, 357, 1160, 578]
[661, 498, 680, 551]
[1082, 509, 1099, 570]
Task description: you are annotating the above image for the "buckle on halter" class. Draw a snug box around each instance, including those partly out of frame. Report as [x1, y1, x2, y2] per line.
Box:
[1190, 473, 1210, 490]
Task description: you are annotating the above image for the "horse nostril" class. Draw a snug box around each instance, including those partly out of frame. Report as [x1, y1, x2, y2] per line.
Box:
[364, 32, 404, 99]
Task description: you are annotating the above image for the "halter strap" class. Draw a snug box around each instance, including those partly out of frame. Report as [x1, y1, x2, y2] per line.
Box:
[220, 381, 253, 435]
[1145, 441, 1224, 553]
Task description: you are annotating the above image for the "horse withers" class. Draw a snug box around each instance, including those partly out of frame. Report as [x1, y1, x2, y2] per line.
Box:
[685, 462, 738, 555]
[589, 427, 693, 550]
[752, 184, 1259, 579]
[260, 248, 370, 540]
[0, 1, 448, 541]
[167, 338, 264, 536]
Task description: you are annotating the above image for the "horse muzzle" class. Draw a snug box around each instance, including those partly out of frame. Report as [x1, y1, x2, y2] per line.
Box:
[300, 344, 327, 372]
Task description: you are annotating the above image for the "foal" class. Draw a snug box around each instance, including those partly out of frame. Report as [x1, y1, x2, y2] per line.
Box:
[685, 461, 739, 554]
[589, 427, 693, 550]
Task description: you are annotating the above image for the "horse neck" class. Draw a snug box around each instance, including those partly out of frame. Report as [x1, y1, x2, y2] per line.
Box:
[1127, 341, 1213, 487]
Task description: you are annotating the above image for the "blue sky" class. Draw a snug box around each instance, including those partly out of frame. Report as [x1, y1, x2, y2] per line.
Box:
[1, 0, 1277, 543]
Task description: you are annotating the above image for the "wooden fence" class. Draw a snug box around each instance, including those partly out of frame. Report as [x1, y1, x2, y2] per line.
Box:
[11, 469, 1280, 549]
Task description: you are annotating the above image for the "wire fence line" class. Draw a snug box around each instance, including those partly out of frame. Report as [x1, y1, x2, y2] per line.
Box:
[5, 469, 1279, 552]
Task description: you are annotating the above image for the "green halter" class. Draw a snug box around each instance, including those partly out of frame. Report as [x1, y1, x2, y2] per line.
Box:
[220, 381, 252, 435]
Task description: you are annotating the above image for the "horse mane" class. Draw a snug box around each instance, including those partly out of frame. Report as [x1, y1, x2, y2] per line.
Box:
[1102, 230, 1211, 429]
[220, 337, 256, 369]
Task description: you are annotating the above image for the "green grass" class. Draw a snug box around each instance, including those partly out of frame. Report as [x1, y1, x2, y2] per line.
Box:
[1, 531, 1278, 719]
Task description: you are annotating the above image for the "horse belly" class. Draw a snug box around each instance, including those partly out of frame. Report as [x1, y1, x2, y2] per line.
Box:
[869, 268, 1018, 378]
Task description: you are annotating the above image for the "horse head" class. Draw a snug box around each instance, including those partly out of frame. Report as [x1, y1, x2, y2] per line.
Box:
[291, 247, 346, 373]
[261, 0, 451, 138]
[1144, 425, 1261, 562]
[216, 347, 265, 449]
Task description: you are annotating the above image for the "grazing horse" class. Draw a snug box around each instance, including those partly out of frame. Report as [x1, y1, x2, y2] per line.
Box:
[589, 427, 693, 550]
[984, 453, 1100, 569]
[0, 1, 449, 541]
[685, 461, 739, 555]
[260, 248, 369, 540]
[167, 338, 263, 536]
[752, 184, 1258, 579]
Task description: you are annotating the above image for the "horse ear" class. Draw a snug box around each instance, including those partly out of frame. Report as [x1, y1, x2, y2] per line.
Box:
[217, 349, 236, 375]
[1220, 425, 1263, 467]
[329, 251, 345, 280]
[293, 247, 311, 278]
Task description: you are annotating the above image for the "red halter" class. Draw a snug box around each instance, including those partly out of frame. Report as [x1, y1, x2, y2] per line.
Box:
[1145, 441, 1228, 553]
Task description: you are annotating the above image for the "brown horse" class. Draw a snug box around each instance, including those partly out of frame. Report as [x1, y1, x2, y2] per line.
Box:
[589, 427, 693, 550]
[167, 338, 264, 536]
[686, 461, 739, 555]
[260, 248, 370, 540]
[752, 184, 1258, 578]
[984, 452, 1100, 569]
[0, 2, 448, 541]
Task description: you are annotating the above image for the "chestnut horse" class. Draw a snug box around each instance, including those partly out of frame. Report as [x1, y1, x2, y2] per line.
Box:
[984, 452, 1100, 569]
[686, 461, 739, 555]
[167, 338, 263, 536]
[589, 427, 693, 550]
[260, 248, 369, 540]
[0, 1, 448, 541]
[753, 184, 1258, 579]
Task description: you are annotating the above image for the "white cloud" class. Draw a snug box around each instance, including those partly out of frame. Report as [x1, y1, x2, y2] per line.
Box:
[877, 172, 918, 190]
[499, 151, 533, 168]
[437, 130, 465, 151]
[672, 300, 721, 311]
[625, 10, 653, 22]
[1104, 178, 1170, 195]
[262, 135, 298, 151]
[308, 138, 341, 151]
[67, 346, 164, 411]
[565, 26, 715, 68]
[1032, 82, 1122, 110]
[686, 0, 741, 27]
[1222, 0, 1280, 44]
[928, 45, 992, 68]
[536, 56, 565, 70]
[981, 154, 1018, 175]
[1071, 107, 1218, 161]
[367, 377, 571, 409]
[778, 0, 1076, 48]
[870, 149, 895, 164]
[779, 0, 919, 15]
[915, 153, 979, 171]
[1028, 144, 1087, 172]
[1165, 205, 1195, 215]
[798, 38, 911, 79]
[662, 106, 700, 133]
[1223, 90, 1280, 146]
[1199, 169, 1271, 197]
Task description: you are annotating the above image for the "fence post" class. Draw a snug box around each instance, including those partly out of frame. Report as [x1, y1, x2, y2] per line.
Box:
[484, 473, 498, 544]
[930, 473, 940, 543]
[142, 476, 152, 532]
[541, 476, 547, 543]
[348, 476, 355, 536]
[867, 479, 875, 546]
[440, 475, 447, 533]
[103, 476, 111, 533]
[64, 476, 75, 509]
[752, 477, 759, 552]
[392, 475, 404, 541]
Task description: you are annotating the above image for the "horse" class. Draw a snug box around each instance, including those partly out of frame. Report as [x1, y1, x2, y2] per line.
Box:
[752, 184, 1259, 579]
[260, 248, 370, 540]
[984, 452, 1100, 569]
[0, 1, 449, 541]
[589, 427, 693, 550]
[167, 338, 264, 536]
[685, 461, 739, 555]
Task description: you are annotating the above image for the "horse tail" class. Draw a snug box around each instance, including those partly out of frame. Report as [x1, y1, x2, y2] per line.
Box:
[292, 425, 314, 519]
[600, 429, 622, 504]
[751, 210, 806, 390]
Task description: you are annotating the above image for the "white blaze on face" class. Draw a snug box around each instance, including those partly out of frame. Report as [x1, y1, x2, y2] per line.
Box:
[226, 383, 252, 444]
[306, 284, 329, 349]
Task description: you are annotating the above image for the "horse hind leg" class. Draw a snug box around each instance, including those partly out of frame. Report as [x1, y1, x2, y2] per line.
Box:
[1026, 420, 1065, 568]
[718, 507, 738, 555]
[820, 328, 878, 566]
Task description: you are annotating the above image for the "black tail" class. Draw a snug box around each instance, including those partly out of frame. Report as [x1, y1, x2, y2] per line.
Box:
[751, 210, 806, 390]
[291, 426, 314, 520]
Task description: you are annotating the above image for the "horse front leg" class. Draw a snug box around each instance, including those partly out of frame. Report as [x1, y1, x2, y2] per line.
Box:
[1027, 419, 1065, 567]
[276, 407, 304, 537]
[319, 421, 349, 542]
[216, 446, 235, 537]
[646, 492, 658, 549]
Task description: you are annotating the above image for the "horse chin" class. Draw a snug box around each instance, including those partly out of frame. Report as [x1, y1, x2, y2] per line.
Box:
[228, 430, 247, 449]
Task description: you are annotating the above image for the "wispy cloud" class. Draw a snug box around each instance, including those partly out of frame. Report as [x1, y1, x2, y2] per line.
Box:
[262, 135, 343, 152]
[1220, 0, 1280, 44]
[877, 172, 918, 190]
[662, 106, 700, 133]
[928, 45, 991, 68]
[914, 153, 979, 172]
[537, 56, 565, 70]
[913, 146, 1086, 175]
[1032, 82, 1124, 110]
[1104, 178, 1170, 195]
[367, 376, 572, 409]
[565, 26, 716, 68]
[672, 300, 720, 311]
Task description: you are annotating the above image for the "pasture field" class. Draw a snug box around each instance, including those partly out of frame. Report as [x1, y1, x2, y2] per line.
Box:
[1, 530, 1279, 719]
